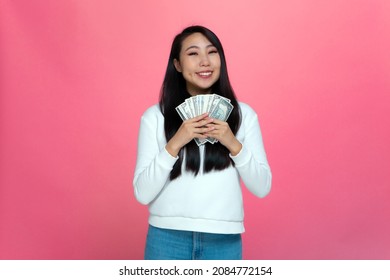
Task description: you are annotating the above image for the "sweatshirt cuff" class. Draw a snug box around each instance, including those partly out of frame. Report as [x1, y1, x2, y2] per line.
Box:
[157, 147, 179, 169]
[229, 144, 251, 167]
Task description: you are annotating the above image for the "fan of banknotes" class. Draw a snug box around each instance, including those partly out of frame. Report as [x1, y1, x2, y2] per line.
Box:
[175, 93, 234, 146]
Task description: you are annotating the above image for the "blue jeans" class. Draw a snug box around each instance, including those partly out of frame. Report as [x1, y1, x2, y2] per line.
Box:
[144, 225, 242, 260]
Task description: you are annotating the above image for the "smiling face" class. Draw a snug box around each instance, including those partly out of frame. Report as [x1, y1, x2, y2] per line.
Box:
[174, 32, 221, 96]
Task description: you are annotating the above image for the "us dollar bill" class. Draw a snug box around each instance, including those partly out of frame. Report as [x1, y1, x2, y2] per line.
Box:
[175, 103, 191, 120]
[176, 94, 234, 145]
[209, 97, 234, 121]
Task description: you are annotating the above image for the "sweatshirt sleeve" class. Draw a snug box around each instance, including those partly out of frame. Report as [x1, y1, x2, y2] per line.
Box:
[230, 105, 272, 198]
[133, 108, 178, 205]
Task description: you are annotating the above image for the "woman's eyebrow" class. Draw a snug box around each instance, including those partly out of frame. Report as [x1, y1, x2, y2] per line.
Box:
[185, 46, 199, 51]
[184, 44, 215, 52]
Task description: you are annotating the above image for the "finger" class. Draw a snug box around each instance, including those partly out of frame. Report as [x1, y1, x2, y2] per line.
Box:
[203, 132, 217, 138]
[209, 118, 225, 125]
[193, 133, 208, 139]
[194, 118, 215, 128]
[190, 113, 209, 122]
[204, 124, 217, 129]
[194, 126, 215, 134]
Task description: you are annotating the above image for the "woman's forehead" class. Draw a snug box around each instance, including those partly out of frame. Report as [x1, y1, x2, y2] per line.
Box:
[181, 33, 213, 49]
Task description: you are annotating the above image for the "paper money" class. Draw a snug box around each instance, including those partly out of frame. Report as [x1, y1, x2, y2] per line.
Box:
[209, 97, 233, 121]
[175, 94, 234, 146]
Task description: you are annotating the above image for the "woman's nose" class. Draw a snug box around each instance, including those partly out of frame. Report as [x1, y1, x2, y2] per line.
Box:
[199, 54, 210, 66]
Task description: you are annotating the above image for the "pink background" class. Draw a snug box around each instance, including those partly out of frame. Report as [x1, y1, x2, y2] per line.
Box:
[1, 0, 389, 259]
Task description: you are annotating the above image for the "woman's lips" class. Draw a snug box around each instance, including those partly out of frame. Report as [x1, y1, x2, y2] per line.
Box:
[196, 71, 212, 78]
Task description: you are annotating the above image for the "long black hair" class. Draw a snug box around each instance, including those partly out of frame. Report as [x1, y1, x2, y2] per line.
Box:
[159, 25, 241, 180]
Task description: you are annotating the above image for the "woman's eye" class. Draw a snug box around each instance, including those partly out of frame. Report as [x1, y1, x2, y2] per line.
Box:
[188, 52, 198, 56]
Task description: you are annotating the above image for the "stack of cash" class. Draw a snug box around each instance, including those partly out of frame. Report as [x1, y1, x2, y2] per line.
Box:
[175, 94, 234, 146]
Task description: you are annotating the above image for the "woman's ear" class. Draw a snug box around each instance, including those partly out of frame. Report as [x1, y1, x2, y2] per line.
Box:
[173, 59, 182, 72]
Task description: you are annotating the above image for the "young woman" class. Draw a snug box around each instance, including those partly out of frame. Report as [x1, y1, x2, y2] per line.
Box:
[133, 26, 272, 260]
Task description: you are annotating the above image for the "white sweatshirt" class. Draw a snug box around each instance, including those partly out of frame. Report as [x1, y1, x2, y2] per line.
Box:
[133, 102, 272, 234]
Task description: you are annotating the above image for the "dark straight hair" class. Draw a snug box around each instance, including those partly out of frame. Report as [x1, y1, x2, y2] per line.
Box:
[159, 25, 241, 180]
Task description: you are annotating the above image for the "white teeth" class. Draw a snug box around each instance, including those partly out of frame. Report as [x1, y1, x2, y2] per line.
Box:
[198, 72, 212, 76]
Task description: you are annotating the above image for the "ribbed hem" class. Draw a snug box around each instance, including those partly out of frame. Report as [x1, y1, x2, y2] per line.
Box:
[156, 147, 178, 169]
[229, 144, 251, 167]
[149, 215, 245, 234]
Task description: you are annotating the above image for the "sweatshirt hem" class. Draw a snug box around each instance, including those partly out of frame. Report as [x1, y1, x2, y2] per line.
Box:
[149, 215, 245, 234]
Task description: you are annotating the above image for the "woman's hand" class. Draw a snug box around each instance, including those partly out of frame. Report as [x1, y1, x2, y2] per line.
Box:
[165, 113, 215, 157]
[204, 119, 242, 156]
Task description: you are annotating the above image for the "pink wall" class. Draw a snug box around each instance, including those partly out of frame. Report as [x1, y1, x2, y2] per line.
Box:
[1, 0, 389, 259]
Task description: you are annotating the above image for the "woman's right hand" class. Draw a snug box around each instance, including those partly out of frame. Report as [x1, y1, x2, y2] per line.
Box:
[165, 113, 215, 157]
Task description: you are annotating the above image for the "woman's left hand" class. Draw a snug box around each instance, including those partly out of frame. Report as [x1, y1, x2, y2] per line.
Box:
[204, 118, 242, 156]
